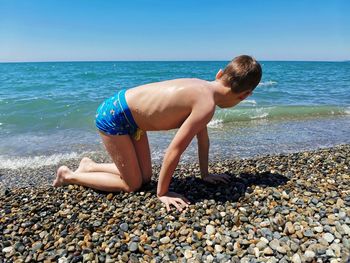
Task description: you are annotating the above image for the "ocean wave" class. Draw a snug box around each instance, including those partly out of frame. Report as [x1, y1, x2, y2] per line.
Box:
[240, 99, 257, 106]
[249, 108, 269, 119]
[208, 119, 224, 128]
[258, 81, 278, 87]
[0, 152, 79, 169]
[345, 107, 350, 115]
[214, 105, 350, 123]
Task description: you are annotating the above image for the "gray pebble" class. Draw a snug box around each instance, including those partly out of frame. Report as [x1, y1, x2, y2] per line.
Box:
[120, 223, 129, 232]
[128, 242, 138, 252]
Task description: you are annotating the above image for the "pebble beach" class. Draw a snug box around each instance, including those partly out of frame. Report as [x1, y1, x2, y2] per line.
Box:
[1, 145, 350, 262]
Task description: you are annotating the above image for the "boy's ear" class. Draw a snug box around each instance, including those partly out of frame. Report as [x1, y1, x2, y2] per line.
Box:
[216, 69, 224, 80]
[238, 90, 252, 100]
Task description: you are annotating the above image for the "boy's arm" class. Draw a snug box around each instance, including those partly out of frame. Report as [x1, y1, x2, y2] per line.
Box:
[196, 126, 209, 178]
[197, 125, 231, 186]
[157, 106, 214, 197]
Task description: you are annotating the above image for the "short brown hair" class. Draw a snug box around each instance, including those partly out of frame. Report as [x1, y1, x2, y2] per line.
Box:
[221, 55, 262, 93]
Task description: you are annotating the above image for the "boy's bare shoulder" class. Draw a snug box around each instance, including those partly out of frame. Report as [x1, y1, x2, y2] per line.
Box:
[185, 79, 216, 119]
[159, 77, 216, 120]
[189, 78, 216, 104]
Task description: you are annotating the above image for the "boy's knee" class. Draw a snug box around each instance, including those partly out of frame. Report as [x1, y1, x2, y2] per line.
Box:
[124, 180, 142, 193]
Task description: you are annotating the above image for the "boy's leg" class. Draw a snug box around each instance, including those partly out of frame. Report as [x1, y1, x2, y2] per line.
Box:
[76, 132, 152, 185]
[53, 166, 128, 192]
[96, 132, 143, 192]
[53, 133, 143, 192]
[76, 158, 119, 174]
[131, 131, 152, 185]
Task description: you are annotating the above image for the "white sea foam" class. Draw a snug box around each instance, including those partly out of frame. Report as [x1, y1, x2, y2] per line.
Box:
[250, 108, 269, 120]
[240, 99, 257, 105]
[208, 119, 224, 128]
[345, 107, 350, 115]
[258, 81, 277, 87]
[0, 152, 79, 169]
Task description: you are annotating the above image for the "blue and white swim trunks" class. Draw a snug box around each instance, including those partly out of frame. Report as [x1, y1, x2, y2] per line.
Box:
[95, 89, 143, 140]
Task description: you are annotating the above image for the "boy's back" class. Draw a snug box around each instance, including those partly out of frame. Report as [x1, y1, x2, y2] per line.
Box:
[126, 78, 215, 131]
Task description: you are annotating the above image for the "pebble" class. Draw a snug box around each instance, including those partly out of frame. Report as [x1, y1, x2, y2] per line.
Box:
[342, 224, 350, 235]
[303, 229, 314, 237]
[304, 250, 315, 258]
[128, 242, 138, 252]
[323, 233, 335, 243]
[314, 226, 323, 233]
[326, 249, 335, 257]
[2, 247, 13, 253]
[184, 249, 192, 259]
[0, 145, 349, 262]
[263, 247, 274, 255]
[285, 221, 295, 234]
[260, 220, 270, 227]
[269, 239, 280, 251]
[206, 225, 215, 235]
[256, 240, 268, 250]
[160, 236, 171, 244]
[291, 253, 302, 263]
[214, 244, 223, 253]
[120, 223, 129, 231]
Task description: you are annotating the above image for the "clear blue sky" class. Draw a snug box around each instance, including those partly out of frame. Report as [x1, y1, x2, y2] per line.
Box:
[0, 0, 349, 62]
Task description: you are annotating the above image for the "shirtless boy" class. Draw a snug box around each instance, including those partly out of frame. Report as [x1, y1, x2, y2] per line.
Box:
[53, 55, 262, 212]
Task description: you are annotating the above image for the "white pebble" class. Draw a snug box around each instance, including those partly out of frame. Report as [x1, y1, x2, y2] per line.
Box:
[260, 220, 270, 227]
[206, 240, 213, 246]
[254, 247, 259, 257]
[2, 247, 13, 253]
[58, 257, 68, 263]
[323, 233, 335, 243]
[314, 226, 323, 233]
[206, 255, 214, 263]
[214, 244, 223, 253]
[260, 237, 269, 243]
[342, 224, 350, 235]
[291, 253, 301, 263]
[326, 249, 335, 257]
[184, 249, 192, 259]
[160, 236, 170, 244]
[304, 250, 315, 258]
[206, 225, 215, 235]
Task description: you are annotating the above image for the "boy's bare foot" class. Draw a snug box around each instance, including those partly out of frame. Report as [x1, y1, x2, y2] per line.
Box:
[52, 166, 73, 187]
[75, 157, 95, 173]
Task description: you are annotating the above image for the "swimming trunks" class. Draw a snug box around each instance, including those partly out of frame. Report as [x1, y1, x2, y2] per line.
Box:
[95, 89, 143, 140]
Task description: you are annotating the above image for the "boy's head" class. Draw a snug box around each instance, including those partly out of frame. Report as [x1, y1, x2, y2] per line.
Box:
[218, 55, 262, 94]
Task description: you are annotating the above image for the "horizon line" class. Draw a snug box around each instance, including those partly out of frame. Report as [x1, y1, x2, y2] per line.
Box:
[0, 59, 349, 64]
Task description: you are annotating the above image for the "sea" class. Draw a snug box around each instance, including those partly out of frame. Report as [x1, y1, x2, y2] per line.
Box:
[0, 61, 349, 169]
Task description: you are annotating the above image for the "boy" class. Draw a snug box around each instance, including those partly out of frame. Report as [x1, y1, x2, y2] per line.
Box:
[53, 55, 262, 212]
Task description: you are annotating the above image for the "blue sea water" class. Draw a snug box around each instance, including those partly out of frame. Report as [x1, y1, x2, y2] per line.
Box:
[0, 61, 349, 168]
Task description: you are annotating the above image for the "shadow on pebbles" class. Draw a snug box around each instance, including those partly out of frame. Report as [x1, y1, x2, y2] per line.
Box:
[1, 145, 350, 262]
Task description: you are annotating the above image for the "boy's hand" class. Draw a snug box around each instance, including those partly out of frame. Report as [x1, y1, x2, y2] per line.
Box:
[202, 174, 230, 184]
[157, 191, 191, 212]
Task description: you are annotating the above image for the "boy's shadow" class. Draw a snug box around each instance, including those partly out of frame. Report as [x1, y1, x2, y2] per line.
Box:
[164, 171, 290, 204]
